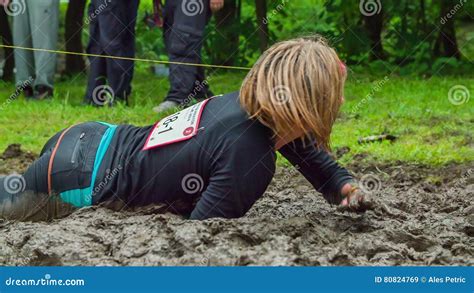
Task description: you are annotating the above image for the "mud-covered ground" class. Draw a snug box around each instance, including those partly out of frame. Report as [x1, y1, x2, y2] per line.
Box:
[0, 144, 472, 266]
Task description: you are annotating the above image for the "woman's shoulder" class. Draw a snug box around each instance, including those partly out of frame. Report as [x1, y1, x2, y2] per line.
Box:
[205, 92, 272, 138]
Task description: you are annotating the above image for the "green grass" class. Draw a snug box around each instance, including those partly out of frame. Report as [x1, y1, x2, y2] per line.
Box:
[0, 70, 472, 166]
[337, 75, 473, 165]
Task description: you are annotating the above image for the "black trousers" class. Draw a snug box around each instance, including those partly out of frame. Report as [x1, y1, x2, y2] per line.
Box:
[163, 0, 213, 104]
[84, 0, 140, 104]
[0, 123, 108, 221]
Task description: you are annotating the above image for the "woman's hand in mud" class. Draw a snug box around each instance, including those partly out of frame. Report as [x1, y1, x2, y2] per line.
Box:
[210, 0, 224, 12]
[339, 184, 372, 213]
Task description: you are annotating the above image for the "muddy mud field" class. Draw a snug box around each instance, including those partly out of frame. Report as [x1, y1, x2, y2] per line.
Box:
[0, 144, 472, 266]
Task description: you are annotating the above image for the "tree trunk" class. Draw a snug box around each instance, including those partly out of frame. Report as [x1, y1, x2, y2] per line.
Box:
[419, 0, 427, 34]
[0, 9, 14, 82]
[255, 0, 268, 53]
[213, 0, 240, 66]
[434, 0, 461, 59]
[363, 8, 385, 60]
[64, 0, 87, 74]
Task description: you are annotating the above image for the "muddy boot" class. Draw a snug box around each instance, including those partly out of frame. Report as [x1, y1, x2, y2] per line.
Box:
[0, 177, 76, 222]
[0, 191, 76, 222]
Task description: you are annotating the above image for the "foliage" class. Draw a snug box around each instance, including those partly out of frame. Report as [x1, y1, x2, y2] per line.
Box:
[0, 71, 472, 166]
[52, 0, 473, 75]
[1, 1, 472, 168]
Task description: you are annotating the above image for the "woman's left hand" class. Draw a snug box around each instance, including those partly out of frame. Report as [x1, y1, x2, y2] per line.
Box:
[339, 184, 370, 212]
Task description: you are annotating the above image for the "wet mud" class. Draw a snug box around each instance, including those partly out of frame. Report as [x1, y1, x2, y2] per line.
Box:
[0, 145, 472, 266]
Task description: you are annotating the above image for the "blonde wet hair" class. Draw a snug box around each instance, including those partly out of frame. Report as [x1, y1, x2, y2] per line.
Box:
[240, 35, 346, 151]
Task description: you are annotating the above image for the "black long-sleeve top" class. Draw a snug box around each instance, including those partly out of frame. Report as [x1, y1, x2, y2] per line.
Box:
[95, 92, 354, 219]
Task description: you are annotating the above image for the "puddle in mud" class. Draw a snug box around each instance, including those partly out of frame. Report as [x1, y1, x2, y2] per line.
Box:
[0, 144, 472, 266]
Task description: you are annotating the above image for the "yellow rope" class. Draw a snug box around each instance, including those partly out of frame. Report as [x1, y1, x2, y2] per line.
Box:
[0, 44, 252, 71]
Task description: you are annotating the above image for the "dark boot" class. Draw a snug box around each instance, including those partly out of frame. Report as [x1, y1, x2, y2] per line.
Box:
[22, 86, 34, 99]
[0, 189, 75, 222]
[34, 85, 54, 100]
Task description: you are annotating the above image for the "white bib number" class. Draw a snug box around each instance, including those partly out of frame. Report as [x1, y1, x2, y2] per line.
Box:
[143, 99, 210, 150]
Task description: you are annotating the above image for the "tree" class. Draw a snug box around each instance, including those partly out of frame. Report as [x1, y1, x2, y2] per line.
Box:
[419, 0, 428, 34]
[255, 0, 269, 53]
[363, 8, 385, 60]
[0, 9, 14, 82]
[434, 0, 462, 59]
[212, 0, 241, 65]
[64, 0, 87, 74]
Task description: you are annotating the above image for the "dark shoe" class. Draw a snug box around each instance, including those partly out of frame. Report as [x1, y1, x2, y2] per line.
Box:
[22, 86, 34, 99]
[82, 97, 128, 107]
[34, 85, 54, 100]
[84, 90, 129, 107]
[0, 190, 75, 221]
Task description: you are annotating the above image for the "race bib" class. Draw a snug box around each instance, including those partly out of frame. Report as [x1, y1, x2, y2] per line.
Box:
[143, 99, 210, 150]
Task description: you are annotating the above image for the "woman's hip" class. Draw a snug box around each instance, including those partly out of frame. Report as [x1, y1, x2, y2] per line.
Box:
[32, 122, 117, 206]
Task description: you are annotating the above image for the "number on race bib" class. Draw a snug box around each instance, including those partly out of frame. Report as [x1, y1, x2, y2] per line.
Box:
[143, 99, 210, 150]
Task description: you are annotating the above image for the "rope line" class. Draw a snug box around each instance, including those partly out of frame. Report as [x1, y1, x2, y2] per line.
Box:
[0, 44, 252, 71]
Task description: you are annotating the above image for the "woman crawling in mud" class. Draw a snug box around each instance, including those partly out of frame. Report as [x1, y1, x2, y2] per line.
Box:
[0, 36, 367, 221]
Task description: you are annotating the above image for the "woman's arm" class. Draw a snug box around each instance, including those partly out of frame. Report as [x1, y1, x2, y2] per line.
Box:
[278, 137, 354, 205]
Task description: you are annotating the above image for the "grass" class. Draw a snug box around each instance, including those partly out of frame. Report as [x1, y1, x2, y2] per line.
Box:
[0, 69, 472, 166]
[337, 74, 473, 165]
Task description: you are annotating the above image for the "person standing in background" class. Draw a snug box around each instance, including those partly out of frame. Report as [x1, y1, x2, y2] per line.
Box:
[153, 0, 224, 113]
[83, 0, 140, 106]
[0, 0, 59, 99]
